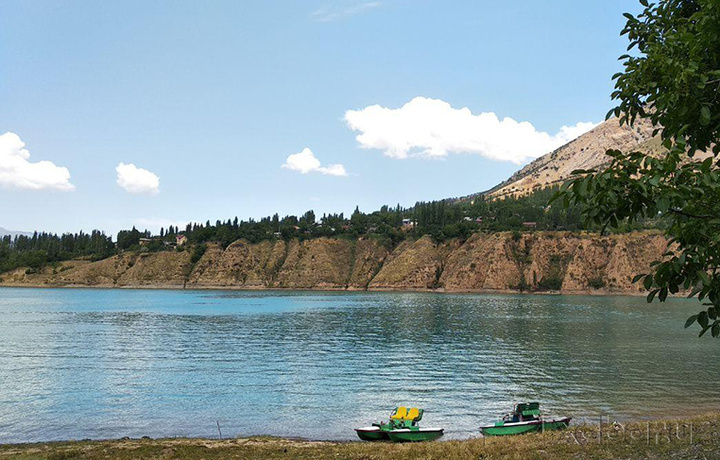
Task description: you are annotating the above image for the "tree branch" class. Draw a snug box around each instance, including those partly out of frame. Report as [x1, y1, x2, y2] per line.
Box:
[669, 208, 715, 219]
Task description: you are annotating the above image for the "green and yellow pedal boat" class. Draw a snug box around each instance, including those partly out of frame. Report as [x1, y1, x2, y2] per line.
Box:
[355, 406, 444, 442]
[480, 402, 571, 436]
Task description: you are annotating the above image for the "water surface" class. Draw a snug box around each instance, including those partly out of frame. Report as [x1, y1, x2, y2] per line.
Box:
[0, 287, 717, 442]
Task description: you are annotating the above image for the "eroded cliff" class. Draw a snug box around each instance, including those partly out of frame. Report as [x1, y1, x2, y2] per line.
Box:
[0, 232, 669, 294]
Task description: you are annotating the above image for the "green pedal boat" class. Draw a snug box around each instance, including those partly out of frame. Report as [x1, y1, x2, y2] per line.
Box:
[480, 402, 571, 436]
[355, 406, 444, 442]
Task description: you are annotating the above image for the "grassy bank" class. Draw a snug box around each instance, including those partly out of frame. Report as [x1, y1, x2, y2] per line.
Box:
[2, 413, 720, 460]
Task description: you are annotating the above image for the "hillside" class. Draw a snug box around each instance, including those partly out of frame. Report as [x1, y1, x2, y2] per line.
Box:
[0, 232, 668, 295]
[0, 118, 681, 294]
[485, 117, 660, 199]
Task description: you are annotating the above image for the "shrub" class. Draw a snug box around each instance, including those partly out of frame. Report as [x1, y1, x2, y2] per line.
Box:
[588, 277, 606, 289]
[538, 275, 563, 291]
[190, 244, 207, 264]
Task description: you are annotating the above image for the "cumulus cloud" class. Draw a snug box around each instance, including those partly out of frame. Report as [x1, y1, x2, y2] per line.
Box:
[282, 148, 348, 176]
[344, 97, 599, 164]
[0, 132, 75, 191]
[116, 162, 160, 195]
[312, 1, 380, 22]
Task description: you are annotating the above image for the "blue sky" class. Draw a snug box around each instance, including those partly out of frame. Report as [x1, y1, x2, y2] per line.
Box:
[0, 0, 640, 236]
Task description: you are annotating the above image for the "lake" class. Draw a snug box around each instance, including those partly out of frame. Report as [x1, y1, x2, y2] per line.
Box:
[0, 287, 718, 443]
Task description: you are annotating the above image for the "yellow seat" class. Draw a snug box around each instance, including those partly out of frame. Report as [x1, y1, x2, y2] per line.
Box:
[406, 407, 421, 421]
[390, 406, 408, 420]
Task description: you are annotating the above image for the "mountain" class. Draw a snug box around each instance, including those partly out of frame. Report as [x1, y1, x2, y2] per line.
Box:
[485, 116, 661, 199]
[0, 227, 32, 238]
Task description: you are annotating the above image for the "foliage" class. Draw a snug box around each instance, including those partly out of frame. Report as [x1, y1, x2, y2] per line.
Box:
[0, 183, 657, 275]
[609, 0, 720, 154]
[554, 0, 720, 337]
[588, 277, 606, 290]
[126, 186, 595, 251]
[190, 244, 207, 264]
[537, 275, 563, 291]
[0, 231, 114, 274]
[117, 227, 147, 250]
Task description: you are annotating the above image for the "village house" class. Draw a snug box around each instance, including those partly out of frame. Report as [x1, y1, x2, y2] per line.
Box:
[176, 234, 188, 247]
[402, 218, 415, 229]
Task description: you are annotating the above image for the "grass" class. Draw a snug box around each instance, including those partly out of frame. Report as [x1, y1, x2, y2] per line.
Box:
[2, 413, 720, 460]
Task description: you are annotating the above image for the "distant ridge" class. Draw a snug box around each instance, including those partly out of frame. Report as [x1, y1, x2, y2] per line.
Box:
[0, 227, 33, 238]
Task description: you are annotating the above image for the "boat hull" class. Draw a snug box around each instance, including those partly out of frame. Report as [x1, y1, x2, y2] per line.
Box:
[386, 428, 444, 442]
[355, 427, 389, 441]
[480, 418, 571, 436]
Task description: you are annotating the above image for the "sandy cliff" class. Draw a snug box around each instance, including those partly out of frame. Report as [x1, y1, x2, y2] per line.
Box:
[0, 232, 669, 295]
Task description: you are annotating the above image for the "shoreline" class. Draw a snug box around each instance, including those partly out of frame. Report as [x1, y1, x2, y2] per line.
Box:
[0, 282, 651, 298]
[3, 408, 717, 446]
[2, 412, 718, 460]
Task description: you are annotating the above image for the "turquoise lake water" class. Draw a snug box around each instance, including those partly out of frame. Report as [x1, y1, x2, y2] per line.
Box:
[0, 287, 719, 443]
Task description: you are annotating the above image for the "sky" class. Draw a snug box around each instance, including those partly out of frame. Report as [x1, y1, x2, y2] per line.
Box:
[0, 0, 642, 237]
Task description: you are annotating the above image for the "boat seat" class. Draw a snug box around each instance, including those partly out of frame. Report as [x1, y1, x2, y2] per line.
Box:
[390, 406, 424, 423]
[406, 407, 423, 422]
[390, 407, 408, 420]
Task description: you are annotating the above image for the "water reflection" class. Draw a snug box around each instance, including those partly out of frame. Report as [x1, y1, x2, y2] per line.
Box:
[0, 288, 717, 442]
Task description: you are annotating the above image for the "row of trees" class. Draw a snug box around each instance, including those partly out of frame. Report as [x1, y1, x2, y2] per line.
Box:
[0, 183, 657, 275]
[145, 185, 598, 249]
[0, 231, 115, 273]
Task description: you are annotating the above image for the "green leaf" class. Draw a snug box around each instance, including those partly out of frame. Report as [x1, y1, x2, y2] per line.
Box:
[643, 275, 653, 290]
[685, 315, 698, 328]
[699, 271, 710, 286]
[699, 310, 709, 328]
[700, 106, 711, 126]
[647, 289, 659, 303]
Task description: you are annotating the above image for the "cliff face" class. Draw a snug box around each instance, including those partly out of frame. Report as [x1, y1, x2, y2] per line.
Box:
[369, 236, 456, 290]
[0, 232, 669, 295]
[187, 240, 286, 288]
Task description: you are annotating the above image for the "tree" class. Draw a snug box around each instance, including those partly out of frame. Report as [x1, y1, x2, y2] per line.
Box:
[116, 226, 141, 250]
[301, 210, 316, 226]
[554, 0, 720, 337]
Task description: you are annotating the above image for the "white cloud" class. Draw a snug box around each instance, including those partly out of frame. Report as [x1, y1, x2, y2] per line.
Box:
[344, 97, 599, 164]
[312, 1, 380, 22]
[282, 148, 348, 176]
[116, 162, 160, 195]
[0, 132, 75, 191]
